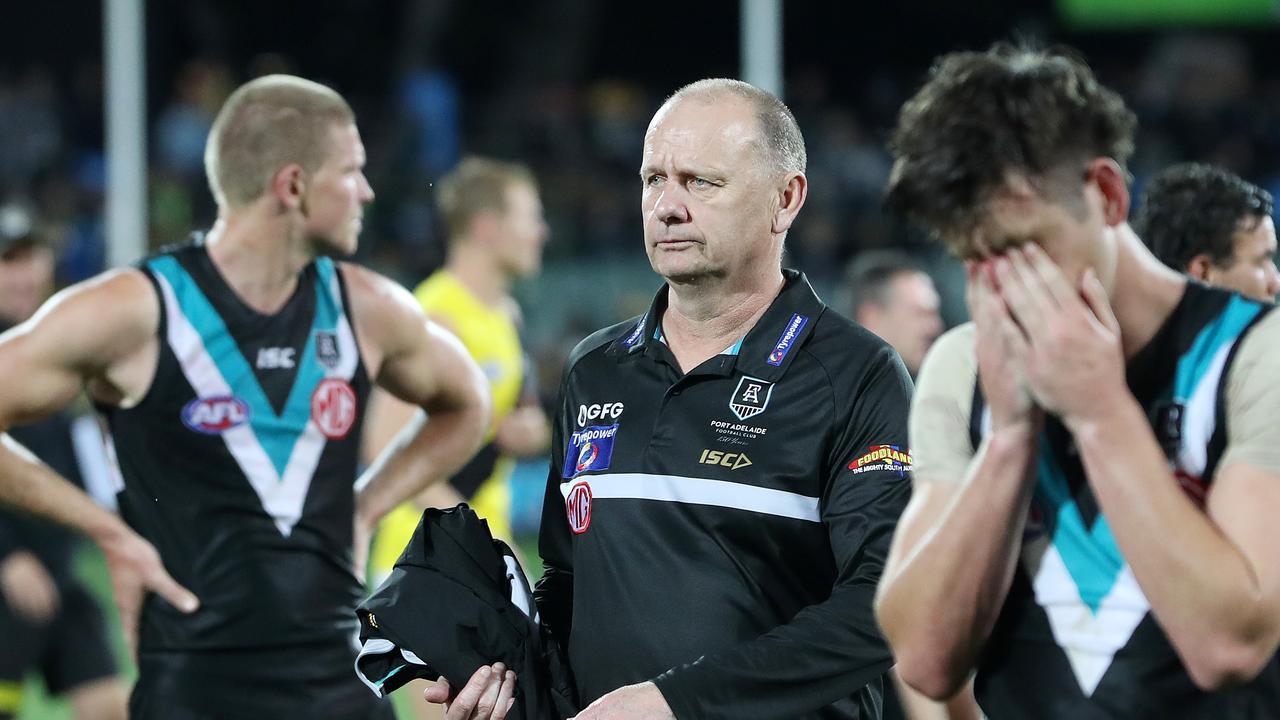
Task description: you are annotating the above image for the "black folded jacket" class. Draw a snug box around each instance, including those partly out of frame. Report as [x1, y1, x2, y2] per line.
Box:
[354, 504, 578, 720]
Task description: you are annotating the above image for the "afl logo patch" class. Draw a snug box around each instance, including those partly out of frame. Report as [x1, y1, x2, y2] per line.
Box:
[182, 396, 250, 434]
[565, 482, 593, 534]
[311, 378, 357, 440]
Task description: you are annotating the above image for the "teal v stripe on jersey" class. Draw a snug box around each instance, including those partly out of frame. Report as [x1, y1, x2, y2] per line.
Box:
[148, 255, 342, 478]
[1175, 295, 1262, 400]
[1035, 436, 1123, 613]
[276, 258, 339, 454]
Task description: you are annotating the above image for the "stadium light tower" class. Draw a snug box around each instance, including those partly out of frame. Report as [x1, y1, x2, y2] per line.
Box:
[740, 0, 783, 98]
[104, 0, 147, 267]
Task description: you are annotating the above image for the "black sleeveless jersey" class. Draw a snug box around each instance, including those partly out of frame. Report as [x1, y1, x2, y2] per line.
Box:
[100, 241, 371, 654]
[968, 283, 1280, 718]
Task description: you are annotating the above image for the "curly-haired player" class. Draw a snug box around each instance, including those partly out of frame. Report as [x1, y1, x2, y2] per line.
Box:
[877, 44, 1280, 717]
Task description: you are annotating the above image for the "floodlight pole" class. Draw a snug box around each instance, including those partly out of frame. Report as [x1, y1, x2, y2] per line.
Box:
[104, 0, 147, 267]
[740, 0, 783, 97]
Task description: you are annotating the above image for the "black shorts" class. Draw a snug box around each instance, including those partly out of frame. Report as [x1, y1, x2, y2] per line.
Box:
[130, 641, 395, 720]
[0, 580, 118, 695]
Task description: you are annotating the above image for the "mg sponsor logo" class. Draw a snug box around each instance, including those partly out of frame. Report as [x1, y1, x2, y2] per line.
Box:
[565, 482, 593, 534]
[311, 378, 358, 440]
[182, 396, 250, 435]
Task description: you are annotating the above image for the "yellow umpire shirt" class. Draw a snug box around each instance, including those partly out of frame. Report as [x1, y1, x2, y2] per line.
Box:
[370, 270, 525, 580]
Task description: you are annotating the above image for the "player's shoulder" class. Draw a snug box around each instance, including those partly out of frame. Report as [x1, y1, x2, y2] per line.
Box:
[1237, 302, 1280, 346]
[918, 322, 976, 382]
[1228, 304, 1280, 382]
[565, 316, 643, 372]
[48, 266, 157, 319]
[334, 261, 427, 341]
[910, 320, 975, 391]
[3, 266, 159, 371]
[336, 261, 416, 310]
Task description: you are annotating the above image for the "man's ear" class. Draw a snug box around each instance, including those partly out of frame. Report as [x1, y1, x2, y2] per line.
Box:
[271, 164, 307, 211]
[469, 212, 503, 249]
[1086, 158, 1130, 227]
[771, 172, 808, 235]
[1185, 253, 1214, 281]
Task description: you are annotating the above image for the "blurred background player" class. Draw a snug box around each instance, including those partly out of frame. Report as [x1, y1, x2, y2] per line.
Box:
[0, 204, 125, 720]
[1133, 162, 1279, 302]
[367, 156, 550, 571]
[843, 250, 943, 378]
[364, 157, 548, 720]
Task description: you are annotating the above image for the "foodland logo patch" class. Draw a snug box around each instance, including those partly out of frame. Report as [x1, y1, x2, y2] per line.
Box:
[730, 376, 774, 421]
[848, 445, 913, 476]
[767, 313, 808, 366]
[562, 424, 619, 478]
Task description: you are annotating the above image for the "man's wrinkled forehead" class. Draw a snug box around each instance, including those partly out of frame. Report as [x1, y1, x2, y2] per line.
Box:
[642, 95, 761, 165]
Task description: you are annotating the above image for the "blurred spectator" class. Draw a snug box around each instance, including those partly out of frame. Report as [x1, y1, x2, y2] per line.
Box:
[844, 250, 942, 377]
[0, 202, 127, 720]
[154, 60, 231, 181]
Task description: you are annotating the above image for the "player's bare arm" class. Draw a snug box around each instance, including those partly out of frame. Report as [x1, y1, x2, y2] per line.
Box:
[0, 269, 198, 653]
[342, 263, 491, 536]
[876, 262, 1042, 699]
[995, 242, 1280, 689]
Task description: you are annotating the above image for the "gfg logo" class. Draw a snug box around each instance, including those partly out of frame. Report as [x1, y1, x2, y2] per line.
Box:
[577, 402, 624, 427]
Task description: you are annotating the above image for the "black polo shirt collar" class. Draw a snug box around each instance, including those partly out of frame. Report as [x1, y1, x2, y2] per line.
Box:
[611, 268, 826, 382]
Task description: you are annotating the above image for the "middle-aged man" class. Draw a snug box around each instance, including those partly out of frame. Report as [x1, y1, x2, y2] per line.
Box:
[432, 78, 914, 720]
[876, 44, 1280, 718]
[1133, 162, 1280, 302]
[844, 250, 943, 378]
[0, 75, 493, 719]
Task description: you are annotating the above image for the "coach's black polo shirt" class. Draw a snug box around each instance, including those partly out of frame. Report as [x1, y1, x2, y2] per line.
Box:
[534, 269, 913, 720]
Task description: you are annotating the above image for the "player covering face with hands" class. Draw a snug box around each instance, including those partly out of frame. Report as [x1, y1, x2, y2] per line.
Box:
[876, 44, 1280, 718]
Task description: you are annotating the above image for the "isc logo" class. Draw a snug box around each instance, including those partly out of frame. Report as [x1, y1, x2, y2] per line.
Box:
[182, 396, 250, 434]
[698, 449, 753, 470]
[577, 402, 624, 427]
[256, 347, 296, 369]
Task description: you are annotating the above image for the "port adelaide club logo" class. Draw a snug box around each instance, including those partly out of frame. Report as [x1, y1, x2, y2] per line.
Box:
[729, 376, 773, 421]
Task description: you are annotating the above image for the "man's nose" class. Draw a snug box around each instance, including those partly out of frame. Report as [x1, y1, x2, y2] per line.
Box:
[651, 185, 690, 224]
